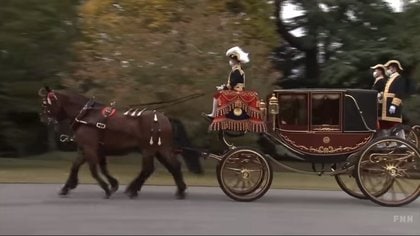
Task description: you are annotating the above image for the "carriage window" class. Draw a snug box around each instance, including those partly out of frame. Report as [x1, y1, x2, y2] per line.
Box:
[311, 93, 340, 129]
[278, 94, 308, 130]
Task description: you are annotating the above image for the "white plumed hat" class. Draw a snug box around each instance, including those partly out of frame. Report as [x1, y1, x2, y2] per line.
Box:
[384, 59, 403, 71]
[226, 46, 250, 64]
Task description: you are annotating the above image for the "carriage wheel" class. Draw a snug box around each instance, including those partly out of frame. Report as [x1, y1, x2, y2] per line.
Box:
[355, 137, 420, 207]
[335, 170, 367, 199]
[335, 168, 392, 199]
[217, 148, 273, 202]
[407, 126, 419, 149]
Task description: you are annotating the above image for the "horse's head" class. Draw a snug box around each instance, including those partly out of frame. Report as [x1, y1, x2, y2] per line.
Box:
[38, 86, 66, 124]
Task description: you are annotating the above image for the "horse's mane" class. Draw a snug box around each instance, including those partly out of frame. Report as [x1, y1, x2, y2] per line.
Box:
[56, 89, 104, 106]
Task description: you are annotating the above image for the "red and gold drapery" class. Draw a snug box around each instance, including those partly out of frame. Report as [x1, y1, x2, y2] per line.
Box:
[209, 90, 267, 133]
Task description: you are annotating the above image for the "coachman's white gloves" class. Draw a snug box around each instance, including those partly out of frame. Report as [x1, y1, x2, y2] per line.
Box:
[216, 84, 225, 91]
[377, 92, 383, 102]
[389, 105, 396, 114]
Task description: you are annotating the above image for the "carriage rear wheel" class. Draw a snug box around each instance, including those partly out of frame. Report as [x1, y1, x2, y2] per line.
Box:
[216, 148, 273, 202]
[335, 170, 367, 199]
[355, 137, 420, 207]
[407, 126, 419, 149]
[335, 168, 392, 199]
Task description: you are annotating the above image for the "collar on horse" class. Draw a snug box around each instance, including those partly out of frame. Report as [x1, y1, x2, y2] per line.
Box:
[67, 99, 117, 145]
[72, 99, 117, 130]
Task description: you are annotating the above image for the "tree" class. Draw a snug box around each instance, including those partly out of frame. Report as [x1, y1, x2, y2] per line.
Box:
[273, 0, 396, 88]
[386, 1, 420, 123]
[0, 0, 79, 156]
[64, 0, 280, 150]
[271, 0, 420, 123]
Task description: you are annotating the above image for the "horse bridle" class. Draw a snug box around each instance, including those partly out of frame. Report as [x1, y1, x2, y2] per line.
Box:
[39, 89, 59, 125]
[39, 88, 96, 142]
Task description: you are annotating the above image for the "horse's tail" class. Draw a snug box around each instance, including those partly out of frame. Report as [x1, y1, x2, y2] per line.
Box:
[146, 111, 203, 175]
[169, 117, 204, 175]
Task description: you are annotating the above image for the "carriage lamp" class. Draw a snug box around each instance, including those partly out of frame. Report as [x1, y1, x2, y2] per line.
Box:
[268, 93, 279, 131]
[259, 99, 267, 120]
[268, 93, 279, 114]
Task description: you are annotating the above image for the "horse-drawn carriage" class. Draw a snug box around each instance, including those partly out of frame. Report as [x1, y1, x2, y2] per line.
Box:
[39, 86, 419, 207]
[203, 88, 420, 207]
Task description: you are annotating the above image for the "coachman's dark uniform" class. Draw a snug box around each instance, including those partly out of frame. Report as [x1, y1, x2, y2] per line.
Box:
[372, 76, 386, 118]
[214, 64, 246, 98]
[381, 71, 404, 123]
[226, 64, 245, 91]
[370, 61, 387, 120]
[372, 76, 387, 93]
[370, 63, 388, 120]
[205, 46, 249, 118]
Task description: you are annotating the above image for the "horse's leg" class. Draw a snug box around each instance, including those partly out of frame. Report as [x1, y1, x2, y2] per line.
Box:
[59, 148, 86, 196]
[156, 150, 187, 199]
[84, 148, 112, 198]
[125, 152, 155, 199]
[98, 152, 119, 193]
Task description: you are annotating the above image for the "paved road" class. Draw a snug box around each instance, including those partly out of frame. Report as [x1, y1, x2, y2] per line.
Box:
[0, 184, 419, 235]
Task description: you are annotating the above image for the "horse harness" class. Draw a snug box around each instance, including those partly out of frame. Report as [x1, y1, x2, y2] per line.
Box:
[43, 90, 169, 147]
[71, 99, 117, 145]
[69, 100, 160, 146]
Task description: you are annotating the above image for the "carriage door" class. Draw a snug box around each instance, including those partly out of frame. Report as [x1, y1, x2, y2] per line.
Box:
[310, 92, 342, 131]
[277, 93, 308, 131]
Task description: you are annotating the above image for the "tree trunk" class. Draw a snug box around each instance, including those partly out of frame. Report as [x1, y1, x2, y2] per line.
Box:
[305, 47, 319, 84]
[274, 0, 320, 84]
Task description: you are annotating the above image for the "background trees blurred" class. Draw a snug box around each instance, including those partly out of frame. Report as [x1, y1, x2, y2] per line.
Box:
[272, 0, 420, 124]
[1, 0, 419, 157]
[0, 0, 79, 156]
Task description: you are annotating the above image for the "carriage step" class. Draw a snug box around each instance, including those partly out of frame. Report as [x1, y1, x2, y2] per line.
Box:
[200, 152, 222, 161]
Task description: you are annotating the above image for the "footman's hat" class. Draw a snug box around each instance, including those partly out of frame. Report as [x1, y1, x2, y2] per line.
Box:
[384, 59, 403, 71]
[370, 64, 387, 74]
[226, 46, 250, 64]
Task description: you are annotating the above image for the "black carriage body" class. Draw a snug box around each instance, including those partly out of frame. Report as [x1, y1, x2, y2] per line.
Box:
[263, 88, 378, 163]
[214, 88, 420, 207]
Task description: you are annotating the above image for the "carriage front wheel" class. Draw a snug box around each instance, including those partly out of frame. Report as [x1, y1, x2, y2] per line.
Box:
[216, 147, 273, 202]
[355, 137, 420, 207]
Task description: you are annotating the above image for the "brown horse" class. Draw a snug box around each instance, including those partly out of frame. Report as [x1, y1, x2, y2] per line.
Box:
[38, 86, 187, 199]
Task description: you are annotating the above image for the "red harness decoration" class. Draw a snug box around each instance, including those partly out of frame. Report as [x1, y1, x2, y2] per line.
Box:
[209, 90, 267, 133]
[46, 92, 58, 104]
[101, 107, 116, 117]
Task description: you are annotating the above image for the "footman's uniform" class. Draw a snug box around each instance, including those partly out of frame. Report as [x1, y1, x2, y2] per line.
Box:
[380, 60, 404, 129]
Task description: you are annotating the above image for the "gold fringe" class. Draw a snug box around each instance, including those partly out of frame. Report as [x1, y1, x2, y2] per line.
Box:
[210, 90, 267, 133]
[209, 119, 267, 133]
[215, 101, 264, 119]
[248, 107, 263, 119]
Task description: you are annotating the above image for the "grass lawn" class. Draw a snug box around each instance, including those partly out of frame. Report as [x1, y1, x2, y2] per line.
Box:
[0, 151, 342, 191]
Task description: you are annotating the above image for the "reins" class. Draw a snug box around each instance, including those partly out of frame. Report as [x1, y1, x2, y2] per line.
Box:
[128, 92, 207, 108]
[153, 92, 209, 110]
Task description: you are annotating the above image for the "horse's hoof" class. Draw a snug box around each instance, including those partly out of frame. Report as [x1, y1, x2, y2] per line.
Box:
[176, 191, 186, 200]
[111, 184, 119, 194]
[68, 180, 78, 190]
[128, 193, 138, 199]
[103, 190, 113, 199]
[124, 190, 138, 199]
[58, 188, 69, 196]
